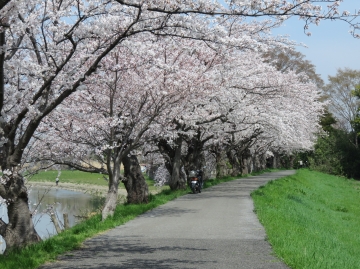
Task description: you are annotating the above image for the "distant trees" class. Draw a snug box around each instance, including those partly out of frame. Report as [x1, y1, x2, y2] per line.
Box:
[263, 48, 324, 88]
[351, 85, 360, 136]
[311, 127, 360, 179]
[310, 69, 360, 179]
[324, 69, 360, 140]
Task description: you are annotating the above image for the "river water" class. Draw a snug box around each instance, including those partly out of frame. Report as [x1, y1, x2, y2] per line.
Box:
[0, 186, 102, 254]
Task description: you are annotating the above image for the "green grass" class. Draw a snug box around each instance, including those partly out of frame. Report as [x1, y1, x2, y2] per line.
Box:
[1, 170, 255, 268]
[27, 170, 166, 192]
[252, 169, 360, 269]
[28, 170, 109, 186]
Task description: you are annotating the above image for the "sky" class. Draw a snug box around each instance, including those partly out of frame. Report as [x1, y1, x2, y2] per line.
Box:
[270, 1, 360, 84]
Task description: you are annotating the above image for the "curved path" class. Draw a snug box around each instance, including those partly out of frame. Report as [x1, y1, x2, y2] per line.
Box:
[39, 170, 295, 269]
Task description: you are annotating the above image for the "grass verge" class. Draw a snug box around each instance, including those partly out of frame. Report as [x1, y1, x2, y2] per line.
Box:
[28, 170, 109, 186]
[251, 169, 360, 269]
[1, 169, 269, 268]
[27, 170, 165, 192]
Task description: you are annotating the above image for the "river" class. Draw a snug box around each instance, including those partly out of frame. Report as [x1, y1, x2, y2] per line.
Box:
[0, 186, 102, 254]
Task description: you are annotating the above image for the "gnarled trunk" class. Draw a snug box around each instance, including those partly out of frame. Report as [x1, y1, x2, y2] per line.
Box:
[226, 150, 241, 177]
[122, 154, 149, 204]
[0, 31, 42, 251]
[102, 159, 121, 220]
[212, 146, 227, 178]
[157, 138, 175, 176]
[183, 136, 206, 176]
[289, 155, 295, 169]
[272, 153, 279, 169]
[157, 137, 186, 190]
[0, 173, 41, 254]
[102, 182, 119, 220]
[241, 154, 253, 175]
[168, 136, 186, 190]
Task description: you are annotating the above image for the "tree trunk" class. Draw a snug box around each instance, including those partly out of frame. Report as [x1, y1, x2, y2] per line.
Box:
[241, 156, 249, 175]
[183, 137, 205, 174]
[272, 153, 278, 169]
[102, 160, 121, 220]
[253, 154, 262, 172]
[122, 154, 149, 204]
[0, 32, 42, 249]
[214, 148, 227, 178]
[157, 138, 175, 176]
[289, 155, 295, 169]
[168, 136, 186, 190]
[242, 154, 253, 174]
[63, 213, 69, 230]
[226, 150, 241, 176]
[0, 174, 41, 254]
[158, 137, 186, 190]
[50, 214, 62, 234]
[0, 31, 5, 111]
[102, 183, 119, 220]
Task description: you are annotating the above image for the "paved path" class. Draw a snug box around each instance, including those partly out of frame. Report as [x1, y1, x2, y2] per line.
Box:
[39, 170, 295, 269]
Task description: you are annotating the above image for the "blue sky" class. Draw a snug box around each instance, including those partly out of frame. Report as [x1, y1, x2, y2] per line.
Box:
[271, 1, 360, 84]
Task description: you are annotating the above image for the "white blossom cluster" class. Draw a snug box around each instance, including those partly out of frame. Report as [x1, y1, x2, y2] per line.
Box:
[25, 32, 326, 177]
[154, 165, 171, 187]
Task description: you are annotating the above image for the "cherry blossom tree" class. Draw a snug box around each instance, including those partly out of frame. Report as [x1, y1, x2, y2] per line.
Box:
[222, 48, 324, 171]
[152, 48, 324, 183]
[32, 35, 227, 219]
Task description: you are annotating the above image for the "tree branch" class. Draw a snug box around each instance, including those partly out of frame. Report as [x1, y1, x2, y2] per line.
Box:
[0, 217, 7, 237]
[0, 31, 4, 114]
[0, 0, 11, 11]
[48, 159, 108, 175]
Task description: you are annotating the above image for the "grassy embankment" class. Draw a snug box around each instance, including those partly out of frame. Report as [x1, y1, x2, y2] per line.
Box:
[252, 169, 360, 269]
[28, 170, 109, 185]
[27, 170, 163, 192]
[0, 170, 249, 269]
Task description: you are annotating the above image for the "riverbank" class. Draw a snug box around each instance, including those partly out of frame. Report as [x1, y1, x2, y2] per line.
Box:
[27, 181, 115, 197]
[27, 181, 161, 197]
[26, 170, 164, 197]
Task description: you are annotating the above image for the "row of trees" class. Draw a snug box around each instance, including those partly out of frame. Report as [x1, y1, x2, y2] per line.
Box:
[309, 68, 360, 179]
[29, 36, 324, 217]
[0, 0, 359, 252]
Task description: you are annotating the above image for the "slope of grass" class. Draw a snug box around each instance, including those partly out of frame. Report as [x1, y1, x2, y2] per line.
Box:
[252, 169, 360, 269]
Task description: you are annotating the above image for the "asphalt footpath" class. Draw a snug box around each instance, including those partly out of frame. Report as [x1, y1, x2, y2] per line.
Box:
[39, 170, 295, 269]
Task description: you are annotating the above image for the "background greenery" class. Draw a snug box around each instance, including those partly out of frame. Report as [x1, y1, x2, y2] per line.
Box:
[309, 68, 360, 180]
